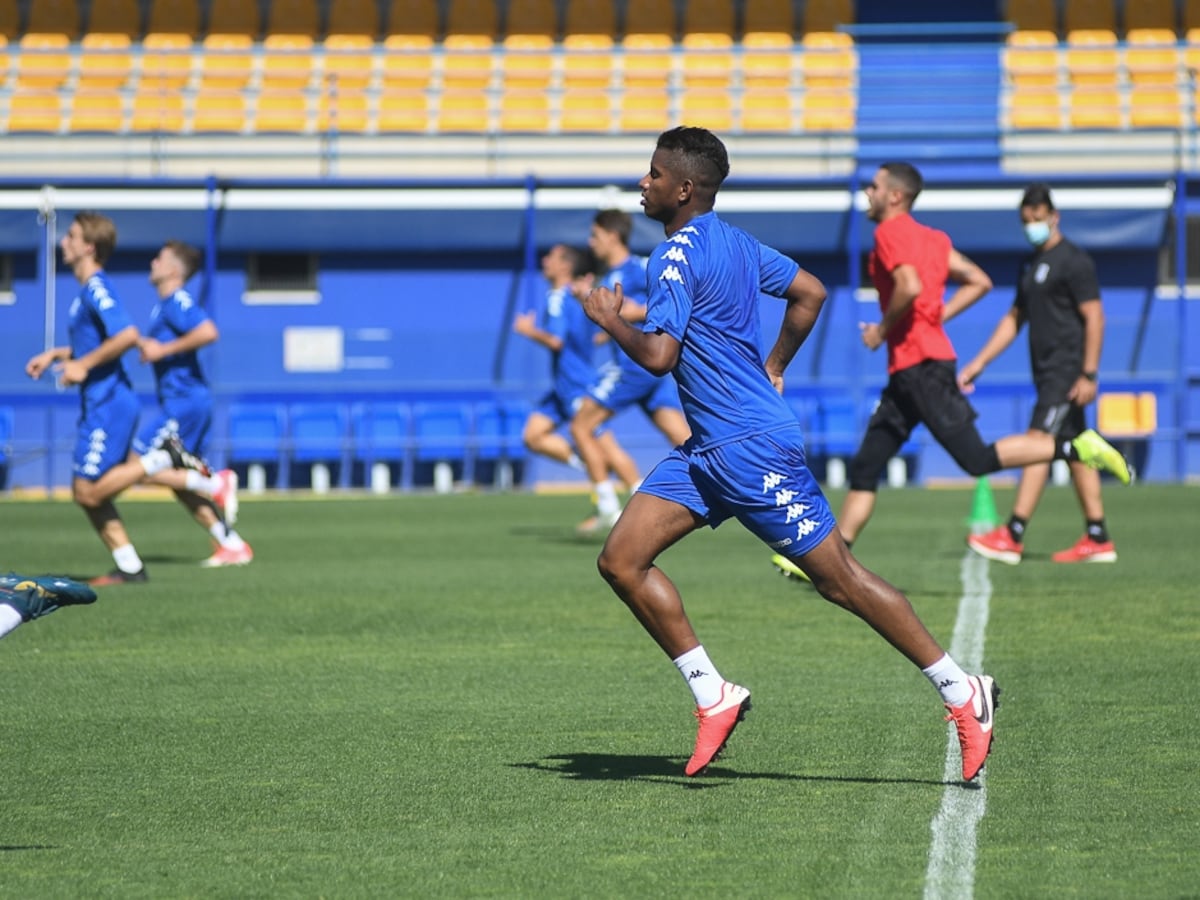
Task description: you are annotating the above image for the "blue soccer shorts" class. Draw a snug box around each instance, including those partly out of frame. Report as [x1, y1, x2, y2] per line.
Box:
[637, 422, 837, 557]
[133, 396, 213, 457]
[74, 387, 140, 481]
[586, 363, 682, 416]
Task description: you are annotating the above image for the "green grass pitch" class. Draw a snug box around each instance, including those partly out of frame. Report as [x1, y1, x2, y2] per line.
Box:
[2, 484, 1197, 897]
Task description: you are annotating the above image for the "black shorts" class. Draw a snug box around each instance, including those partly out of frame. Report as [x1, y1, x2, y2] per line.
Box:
[1030, 380, 1087, 439]
[868, 359, 978, 444]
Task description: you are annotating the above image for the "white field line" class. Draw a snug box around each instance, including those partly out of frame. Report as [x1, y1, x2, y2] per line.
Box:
[924, 550, 992, 900]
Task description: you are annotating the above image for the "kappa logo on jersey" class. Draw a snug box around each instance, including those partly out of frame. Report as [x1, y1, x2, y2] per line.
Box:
[774, 488, 798, 506]
[795, 518, 820, 538]
[176, 290, 195, 310]
[660, 265, 685, 284]
[762, 471, 785, 493]
[785, 502, 810, 523]
[661, 246, 689, 265]
[667, 231, 696, 248]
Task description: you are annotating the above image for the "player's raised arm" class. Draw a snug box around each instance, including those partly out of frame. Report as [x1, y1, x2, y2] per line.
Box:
[764, 268, 828, 392]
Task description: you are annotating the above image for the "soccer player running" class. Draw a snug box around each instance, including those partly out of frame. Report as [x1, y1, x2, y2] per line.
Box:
[134, 240, 251, 568]
[0, 573, 96, 639]
[513, 243, 640, 524]
[570, 209, 691, 534]
[580, 127, 997, 781]
[960, 183, 1117, 564]
[828, 162, 1130, 553]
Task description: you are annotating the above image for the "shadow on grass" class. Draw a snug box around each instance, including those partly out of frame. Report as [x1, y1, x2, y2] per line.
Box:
[0, 845, 57, 852]
[513, 753, 965, 788]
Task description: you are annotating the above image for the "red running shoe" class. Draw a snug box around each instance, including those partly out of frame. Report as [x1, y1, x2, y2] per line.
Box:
[685, 681, 751, 776]
[1051, 535, 1117, 563]
[945, 674, 999, 781]
[966, 525, 1023, 566]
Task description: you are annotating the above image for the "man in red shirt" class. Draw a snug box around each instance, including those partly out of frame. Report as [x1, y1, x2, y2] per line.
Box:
[834, 162, 1130, 548]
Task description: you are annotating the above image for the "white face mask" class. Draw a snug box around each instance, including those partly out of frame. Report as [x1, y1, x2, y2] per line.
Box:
[1023, 220, 1052, 246]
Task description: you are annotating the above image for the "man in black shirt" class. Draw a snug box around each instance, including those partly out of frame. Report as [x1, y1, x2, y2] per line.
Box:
[959, 183, 1119, 564]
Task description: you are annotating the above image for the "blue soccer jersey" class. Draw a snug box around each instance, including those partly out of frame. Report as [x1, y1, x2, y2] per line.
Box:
[146, 288, 212, 402]
[641, 212, 801, 450]
[541, 284, 602, 405]
[68, 271, 135, 405]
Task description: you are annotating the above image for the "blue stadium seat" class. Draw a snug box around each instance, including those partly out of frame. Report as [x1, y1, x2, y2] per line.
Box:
[472, 400, 529, 487]
[413, 401, 472, 487]
[351, 401, 412, 490]
[0, 405, 12, 489]
[289, 402, 349, 489]
[226, 402, 286, 489]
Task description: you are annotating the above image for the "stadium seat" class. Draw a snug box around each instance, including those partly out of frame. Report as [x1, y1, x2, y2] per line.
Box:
[130, 88, 187, 132]
[87, 0, 141, 36]
[227, 402, 285, 467]
[140, 32, 194, 91]
[260, 33, 316, 90]
[436, 89, 492, 131]
[680, 89, 734, 130]
[380, 35, 435, 89]
[561, 34, 615, 90]
[1004, 30, 1061, 88]
[192, 88, 249, 132]
[683, 0, 735, 37]
[376, 88, 430, 131]
[618, 88, 671, 132]
[77, 32, 134, 90]
[328, 0, 378, 38]
[1067, 86, 1123, 128]
[1129, 85, 1183, 127]
[146, 0, 201, 38]
[559, 88, 612, 131]
[68, 90, 126, 132]
[6, 89, 64, 131]
[351, 401, 412, 491]
[289, 402, 348, 489]
[680, 31, 735, 91]
[385, 0, 438, 41]
[1125, 29, 1180, 86]
[445, 0, 499, 40]
[1098, 392, 1157, 436]
[741, 31, 796, 90]
[501, 34, 557, 91]
[740, 87, 794, 131]
[622, 35, 675, 90]
[412, 401, 471, 487]
[207, 0, 260, 37]
[323, 34, 376, 91]
[15, 33, 73, 90]
[802, 0, 854, 33]
[26, 0, 81, 38]
[1063, 0, 1117, 33]
[255, 88, 310, 132]
[1184, 28, 1200, 78]
[1124, 0, 1178, 33]
[800, 31, 857, 91]
[199, 33, 256, 89]
[1008, 86, 1064, 129]
[800, 89, 856, 131]
[498, 89, 552, 131]
[266, 0, 320, 37]
[1004, 0, 1059, 33]
[563, 0, 614, 38]
[471, 400, 527, 487]
[318, 87, 372, 132]
[1065, 29, 1120, 87]
[505, 0, 557, 38]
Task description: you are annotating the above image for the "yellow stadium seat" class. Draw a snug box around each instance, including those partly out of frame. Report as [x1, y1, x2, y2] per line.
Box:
[680, 31, 734, 90]
[1184, 28, 1200, 73]
[741, 31, 795, 90]
[1124, 0, 1177, 32]
[498, 89, 552, 131]
[323, 34, 375, 90]
[682, 0, 735, 37]
[1125, 29, 1180, 86]
[561, 34, 615, 88]
[617, 88, 670, 132]
[1008, 86, 1063, 129]
[1068, 86, 1123, 128]
[261, 33, 315, 89]
[6, 90, 65, 131]
[140, 32, 194, 90]
[802, 0, 854, 33]
[377, 89, 430, 131]
[743, 0, 794, 37]
[1063, 0, 1117, 33]
[1004, 0, 1059, 33]
[0, 35, 9, 76]
[437, 89, 492, 132]
[740, 87, 794, 132]
[327, 0, 379, 37]
[680, 89, 734, 131]
[77, 32, 134, 90]
[199, 33, 255, 89]
[1005, 30, 1061, 88]
[207, 0, 260, 37]
[317, 88, 372, 132]
[800, 89, 856, 131]
[1065, 29, 1120, 86]
[1129, 85, 1183, 127]
[146, 0, 200, 37]
[445, 0, 499, 40]
[192, 89, 249, 132]
[380, 36, 435, 88]
[1097, 392, 1157, 435]
[266, 0, 320, 37]
[622, 34, 674, 89]
[559, 88, 612, 131]
[385, 0, 438, 40]
[801, 31, 856, 91]
[69, 90, 125, 131]
[87, 0, 141, 36]
[501, 37, 556, 90]
[441, 38, 496, 90]
[26, 0, 80, 39]
[563, 0, 615, 38]
[255, 89, 310, 132]
[130, 87, 186, 131]
[15, 33, 73, 89]
[0, 0, 18, 39]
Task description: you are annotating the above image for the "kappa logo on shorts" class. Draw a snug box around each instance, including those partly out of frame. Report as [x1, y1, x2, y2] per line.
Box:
[762, 471, 785, 492]
[785, 502, 810, 523]
[774, 488, 798, 506]
[795, 518, 820, 538]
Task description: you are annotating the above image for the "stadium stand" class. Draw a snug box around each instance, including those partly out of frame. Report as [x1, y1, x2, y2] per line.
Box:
[87, 0, 141, 36]
[501, 0, 557, 93]
[146, 0, 201, 37]
[207, 0, 260, 37]
[1063, 0, 1118, 33]
[199, 32, 256, 90]
[376, 88, 430, 131]
[77, 32, 135, 91]
[69, 89, 126, 132]
[318, 86, 372, 132]
[26, 0, 81, 38]
[327, 0, 378, 37]
[15, 32, 73, 90]
[1123, 0, 1178, 33]
[351, 401, 412, 491]
[130, 88, 186, 131]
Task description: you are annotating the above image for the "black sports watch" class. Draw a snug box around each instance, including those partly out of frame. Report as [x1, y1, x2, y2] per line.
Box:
[1081, 371, 1097, 382]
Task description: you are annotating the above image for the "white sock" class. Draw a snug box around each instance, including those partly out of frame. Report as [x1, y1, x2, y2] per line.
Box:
[922, 653, 973, 707]
[186, 470, 217, 493]
[0, 604, 23, 636]
[140, 448, 172, 476]
[594, 480, 620, 516]
[566, 452, 585, 471]
[673, 645, 725, 708]
[112, 543, 144, 575]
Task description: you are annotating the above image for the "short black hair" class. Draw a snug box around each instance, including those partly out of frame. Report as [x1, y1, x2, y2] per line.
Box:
[655, 126, 730, 191]
[880, 162, 924, 203]
[593, 208, 632, 246]
[1020, 182, 1056, 211]
[560, 245, 597, 279]
[163, 240, 203, 280]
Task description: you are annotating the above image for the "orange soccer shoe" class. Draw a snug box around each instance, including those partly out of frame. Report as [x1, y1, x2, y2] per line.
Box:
[685, 681, 751, 776]
[966, 525, 1023, 566]
[1051, 535, 1117, 564]
[945, 674, 1000, 781]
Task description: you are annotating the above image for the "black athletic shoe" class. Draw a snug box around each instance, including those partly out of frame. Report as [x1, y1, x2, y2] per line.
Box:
[162, 434, 211, 476]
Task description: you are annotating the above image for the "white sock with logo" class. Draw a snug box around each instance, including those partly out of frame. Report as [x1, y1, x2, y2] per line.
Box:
[112, 543, 144, 575]
[139, 449, 172, 476]
[0, 604, 23, 636]
[594, 480, 620, 517]
[923, 653, 972, 707]
[673, 645, 725, 708]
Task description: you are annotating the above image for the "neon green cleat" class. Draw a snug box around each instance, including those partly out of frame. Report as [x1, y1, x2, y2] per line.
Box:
[770, 553, 811, 582]
[1071, 429, 1133, 485]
